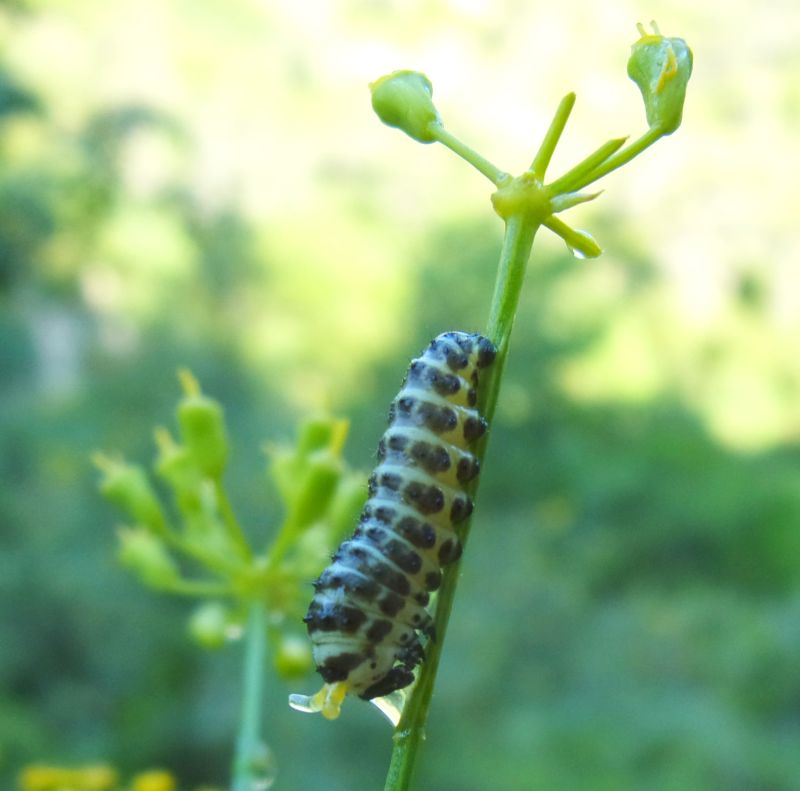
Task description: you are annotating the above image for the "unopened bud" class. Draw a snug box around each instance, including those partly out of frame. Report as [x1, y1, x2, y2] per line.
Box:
[289, 450, 342, 530]
[627, 21, 693, 135]
[95, 455, 167, 535]
[274, 634, 313, 678]
[326, 474, 367, 542]
[118, 528, 180, 589]
[177, 370, 228, 478]
[370, 70, 441, 143]
[188, 601, 230, 649]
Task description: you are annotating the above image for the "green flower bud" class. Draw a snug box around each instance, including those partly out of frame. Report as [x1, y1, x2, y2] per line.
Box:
[176, 370, 228, 478]
[288, 449, 342, 530]
[326, 473, 367, 542]
[154, 428, 205, 517]
[94, 454, 167, 536]
[188, 601, 230, 649]
[118, 527, 180, 589]
[154, 429, 199, 487]
[273, 633, 313, 678]
[369, 70, 441, 143]
[296, 416, 337, 455]
[627, 21, 693, 135]
[268, 416, 349, 506]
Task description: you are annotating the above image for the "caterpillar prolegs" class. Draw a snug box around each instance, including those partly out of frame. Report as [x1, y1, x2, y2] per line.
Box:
[289, 331, 496, 720]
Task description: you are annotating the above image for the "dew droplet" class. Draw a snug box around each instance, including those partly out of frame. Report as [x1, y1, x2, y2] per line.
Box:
[247, 742, 277, 791]
[225, 621, 244, 642]
[567, 244, 587, 260]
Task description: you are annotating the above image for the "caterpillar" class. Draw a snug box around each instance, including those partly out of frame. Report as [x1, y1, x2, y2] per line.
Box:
[289, 331, 496, 720]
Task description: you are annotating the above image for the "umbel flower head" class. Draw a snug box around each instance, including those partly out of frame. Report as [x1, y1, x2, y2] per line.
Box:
[627, 21, 693, 135]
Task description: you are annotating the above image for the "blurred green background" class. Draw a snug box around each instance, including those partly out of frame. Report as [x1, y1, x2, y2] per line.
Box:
[2, 0, 800, 789]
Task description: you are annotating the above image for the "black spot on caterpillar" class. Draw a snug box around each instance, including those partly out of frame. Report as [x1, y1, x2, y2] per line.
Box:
[290, 331, 496, 720]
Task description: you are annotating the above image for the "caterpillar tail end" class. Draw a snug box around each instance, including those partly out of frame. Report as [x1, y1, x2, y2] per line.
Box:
[289, 682, 349, 720]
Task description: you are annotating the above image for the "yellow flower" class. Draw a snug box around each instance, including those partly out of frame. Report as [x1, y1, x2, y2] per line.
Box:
[131, 770, 177, 791]
[18, 764, 118, 791]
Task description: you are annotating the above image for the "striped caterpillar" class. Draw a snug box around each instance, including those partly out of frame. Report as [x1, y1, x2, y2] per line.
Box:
[290, 331, 496, 720]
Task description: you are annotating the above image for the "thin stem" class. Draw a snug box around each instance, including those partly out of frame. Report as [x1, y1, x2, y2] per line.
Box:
[163, 531, 243, 578]
[546, 136, 628, 195]
[382, 214, 539, 791]
[530, 92, 576, 180]
[215, 481, 253, 561]
[485, 215, 540, 360]
[543, 216, 602, 259]
[430, 125, 508, 185]
[163, 578, 231, 597]
[264, 513, 307, 573]
[566, 126, 663, 192]
[231, 600, 267, 791]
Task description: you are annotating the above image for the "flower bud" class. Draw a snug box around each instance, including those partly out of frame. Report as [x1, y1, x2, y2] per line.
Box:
[369, 70, 441, 143]
[177, 370, 228, 478]
[627, 22, 692, 135]
[296, 416, 337, 455]
[326, 473, 367, 542]
[118, 527, 180, 589]
[269, 416, 349, 507]
[273, 633, 313, 678]
[95, 455, 167, 536]
[188, 601, 230, 649]
[288, 449, 342, 530]
[154, 429, 201, 495]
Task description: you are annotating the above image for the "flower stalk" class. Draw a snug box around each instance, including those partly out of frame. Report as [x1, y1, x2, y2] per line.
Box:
[231, 600, 268, 791]
[374, 22, 692, 791]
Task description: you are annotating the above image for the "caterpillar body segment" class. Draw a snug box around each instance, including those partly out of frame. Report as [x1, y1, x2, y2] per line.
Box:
[289, 331, 496, 720]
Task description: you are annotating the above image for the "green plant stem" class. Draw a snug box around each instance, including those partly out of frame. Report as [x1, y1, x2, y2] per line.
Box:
[163, 578, 231, 597]
[530, 92, 575, 180]
[567, 125, 663, 192]
[483, 215, 540, 413]
[164, 532, 243, 578]
[546, 136, 627, 195]
[382, 213, 539, 791]
[231, 599, 267, 791]
[430, 125, 508, 185]
[215, 481, 253, 561]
